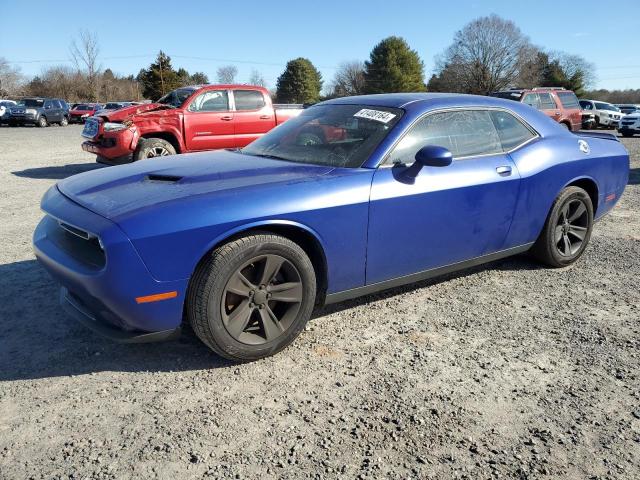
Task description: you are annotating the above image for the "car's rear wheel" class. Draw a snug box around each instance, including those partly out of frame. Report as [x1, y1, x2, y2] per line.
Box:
[621, 132, 634, 138]
[188, 234, 316, 361]
[60, 116, 68, 127]
[37, 116, 48, 128]
[133, 138, 176, 160]
[531, 186, 593, 268]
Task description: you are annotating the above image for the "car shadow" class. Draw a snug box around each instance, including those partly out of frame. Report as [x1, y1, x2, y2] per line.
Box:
[0, 260, 232, 382]
[12, 163, 105, 180]
[629, 167, 640, 186]
[314, 253, 541, 318]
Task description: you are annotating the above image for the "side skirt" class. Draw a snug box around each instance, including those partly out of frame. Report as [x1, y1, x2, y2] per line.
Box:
[324, 243, 534, 305]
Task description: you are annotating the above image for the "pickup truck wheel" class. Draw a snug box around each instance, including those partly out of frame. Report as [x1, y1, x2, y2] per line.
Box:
[133, 138, 176, 160]
[531, 186, 593, 268]
[37, 116, 48, 128]
[187, 234, 316, 361]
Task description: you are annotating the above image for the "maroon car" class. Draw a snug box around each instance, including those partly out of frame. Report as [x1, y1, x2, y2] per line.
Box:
[491, 87, 582, 131]
[69, 103, 102, 124]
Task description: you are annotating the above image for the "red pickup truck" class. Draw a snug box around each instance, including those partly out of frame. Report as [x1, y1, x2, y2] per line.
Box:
[81, 85, 302, 164]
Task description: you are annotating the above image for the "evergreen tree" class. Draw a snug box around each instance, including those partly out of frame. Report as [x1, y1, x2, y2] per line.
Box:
[363, 37, 425, 93]
[137, 51, 181, 100]
[276, 58, 322, 103]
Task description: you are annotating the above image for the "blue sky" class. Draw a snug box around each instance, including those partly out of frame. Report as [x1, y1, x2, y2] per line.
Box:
[2, 0, 639, 91]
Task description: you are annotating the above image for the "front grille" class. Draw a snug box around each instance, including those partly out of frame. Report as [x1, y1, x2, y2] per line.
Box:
[44, 216, 105, 269]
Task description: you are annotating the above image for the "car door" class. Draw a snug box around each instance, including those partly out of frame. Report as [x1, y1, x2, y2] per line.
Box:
[231, 89, 276, 147]
[43, 100, 57, 122]
[183, 89, 235, 150]
[366, 109, 525, 285]
[538, 92, 561, 122]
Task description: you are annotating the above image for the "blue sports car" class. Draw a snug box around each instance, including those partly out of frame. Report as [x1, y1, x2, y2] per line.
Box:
[34, 93, 629, 360]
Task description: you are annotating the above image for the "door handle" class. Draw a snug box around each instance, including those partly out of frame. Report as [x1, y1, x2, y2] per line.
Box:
[220, 115, 233, 121]
[496, 166, 512, 176]
[259, 115, 271, 119]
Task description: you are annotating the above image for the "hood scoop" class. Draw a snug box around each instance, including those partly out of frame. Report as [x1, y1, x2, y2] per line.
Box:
[145, 173, 183, 183]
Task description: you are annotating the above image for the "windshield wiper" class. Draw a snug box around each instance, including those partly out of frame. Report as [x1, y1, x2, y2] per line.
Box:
[250, 153, 290, 161]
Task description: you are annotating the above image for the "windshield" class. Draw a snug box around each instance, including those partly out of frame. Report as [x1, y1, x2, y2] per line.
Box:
[104, 103, 121, 109]
[157, 88, 196, 107]
[75, 104, 94, 110]
[18, 99, 45, 107]
[595, 102, 620, 112]
[241, 104, 403, 168]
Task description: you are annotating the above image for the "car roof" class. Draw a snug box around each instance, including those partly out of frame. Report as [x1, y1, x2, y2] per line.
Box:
[318, 92, 493, 108]
[318, 92, 539, 111]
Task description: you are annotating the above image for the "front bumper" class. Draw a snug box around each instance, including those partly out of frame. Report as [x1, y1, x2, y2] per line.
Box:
[618, 120, 640, 133]
[9, 113, 37, 123]
[82, 126, 138, 161]
[33, 186, 187, 342]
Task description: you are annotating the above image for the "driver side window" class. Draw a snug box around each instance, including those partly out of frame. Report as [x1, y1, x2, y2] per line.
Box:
[188, 90, 229, 112]
[387, 110, 502, 164]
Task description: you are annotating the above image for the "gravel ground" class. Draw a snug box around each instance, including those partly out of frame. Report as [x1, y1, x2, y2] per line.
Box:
[0, 124, 638, 480]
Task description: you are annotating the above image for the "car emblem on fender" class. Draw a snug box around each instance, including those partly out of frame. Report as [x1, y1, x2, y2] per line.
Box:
[578, 139, 590, 154]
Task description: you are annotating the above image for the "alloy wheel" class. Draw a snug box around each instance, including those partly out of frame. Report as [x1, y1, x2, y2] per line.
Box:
[146, 146, 171, 158]
[221, 254, 303, 345]
[555, 198, 589, 256]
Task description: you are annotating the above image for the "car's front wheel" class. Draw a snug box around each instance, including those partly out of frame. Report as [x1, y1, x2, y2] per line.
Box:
[37, 116, 48, 128]
[188, 234, 317, 361]
[532, 186, 594, 268]
[133, 138, 176, 160]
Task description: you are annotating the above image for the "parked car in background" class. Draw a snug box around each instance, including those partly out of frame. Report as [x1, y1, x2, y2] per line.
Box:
[579, 100, 624, 129]
[615, 104, 640, 115]
[618, 111, 640, 137]
[69, 103, 102, 123]
[490, 87, 582, 131]
[8, 98, 69, 127]
[94, 102, 135, 116]
[581, 110, 597, 130]
[0, 100, 17, 124]
[35, 93, 629, 360]
[81, 85, 303, 164]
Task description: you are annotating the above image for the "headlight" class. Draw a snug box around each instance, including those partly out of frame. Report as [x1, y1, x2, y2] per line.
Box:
[26, 108, 36, 114]
[103, 122, 127, 132]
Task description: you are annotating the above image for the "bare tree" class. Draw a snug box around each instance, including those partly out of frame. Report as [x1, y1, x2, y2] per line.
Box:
[248, 69, 267, 87]
[0, 57, 25, 96]
[216, 65, 238, 84]
[547, 51, 596, 90]
[70, 30, 101, 100]
[434, 15, 535, 94]
[329, 61, 366, 97]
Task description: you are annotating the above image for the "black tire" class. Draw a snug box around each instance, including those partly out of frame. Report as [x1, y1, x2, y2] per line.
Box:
[531, 186, 594, 268]
[187, 234, 317, 361]
[621, 132, 634, 138]
[59, 116, 68, 127]
[133, 138, 176, 160]
[37, 116, 48, 128]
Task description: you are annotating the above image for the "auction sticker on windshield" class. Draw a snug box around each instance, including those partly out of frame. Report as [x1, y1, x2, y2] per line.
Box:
[353, 109, 397, 123]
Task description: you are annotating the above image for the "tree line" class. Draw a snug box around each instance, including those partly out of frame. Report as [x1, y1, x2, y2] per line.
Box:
[1, 17, 638, 104]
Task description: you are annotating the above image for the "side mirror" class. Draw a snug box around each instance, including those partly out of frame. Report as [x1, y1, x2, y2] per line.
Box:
[405, 145, 453, 178]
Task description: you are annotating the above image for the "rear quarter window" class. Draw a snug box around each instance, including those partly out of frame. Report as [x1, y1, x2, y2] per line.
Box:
[557, 92, 580, 109]
[489, 110, 536, 151]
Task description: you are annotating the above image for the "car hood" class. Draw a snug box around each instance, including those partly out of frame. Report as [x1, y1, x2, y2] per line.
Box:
[100, 103, 166, 121]
[57, 150, 335, 221]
